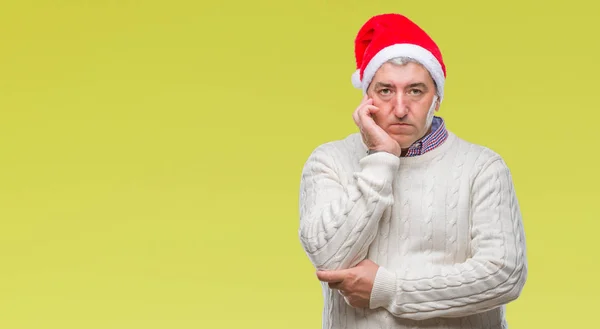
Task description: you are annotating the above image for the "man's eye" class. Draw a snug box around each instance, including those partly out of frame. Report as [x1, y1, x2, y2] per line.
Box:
[409, 89, 423, 95]
[379, 89, 391, 95]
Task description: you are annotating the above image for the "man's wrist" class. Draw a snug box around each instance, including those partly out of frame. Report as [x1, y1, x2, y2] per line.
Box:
[366, 149, 385, 155]
[367, 149, 401, 157]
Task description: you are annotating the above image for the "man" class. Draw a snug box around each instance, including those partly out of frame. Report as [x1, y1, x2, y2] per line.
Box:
[298, 13, 527, 329]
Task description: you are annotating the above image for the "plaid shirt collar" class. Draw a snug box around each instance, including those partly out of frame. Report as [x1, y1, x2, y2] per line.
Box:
[403, 116, 448, 157]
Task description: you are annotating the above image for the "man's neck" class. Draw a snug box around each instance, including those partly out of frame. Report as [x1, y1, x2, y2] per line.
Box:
[400, 126, 433, 157]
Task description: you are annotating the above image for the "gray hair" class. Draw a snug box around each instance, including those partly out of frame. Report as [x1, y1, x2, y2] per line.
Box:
[387, 56, 420, 66]
[386, 56, 437, 89]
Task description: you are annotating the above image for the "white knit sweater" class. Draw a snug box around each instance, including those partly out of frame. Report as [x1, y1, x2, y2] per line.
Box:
[298, 131, 527, 329]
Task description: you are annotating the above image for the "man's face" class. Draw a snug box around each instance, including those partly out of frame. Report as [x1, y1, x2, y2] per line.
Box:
[366, 61, 439, 150]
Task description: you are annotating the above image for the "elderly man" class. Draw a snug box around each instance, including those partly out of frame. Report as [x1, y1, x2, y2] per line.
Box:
[298, 13, 527, 329]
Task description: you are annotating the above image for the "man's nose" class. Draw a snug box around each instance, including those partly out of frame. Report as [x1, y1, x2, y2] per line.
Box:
[393, 94, 409, 118]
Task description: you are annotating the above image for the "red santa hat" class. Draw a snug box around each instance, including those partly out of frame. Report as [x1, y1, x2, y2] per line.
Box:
[351, 13, 447, 101]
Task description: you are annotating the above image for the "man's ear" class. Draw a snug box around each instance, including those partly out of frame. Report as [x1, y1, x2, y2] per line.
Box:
[435, 97, 441, 111]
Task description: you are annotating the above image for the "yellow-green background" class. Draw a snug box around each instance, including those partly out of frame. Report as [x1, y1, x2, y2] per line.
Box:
[0, 0, 597, 328]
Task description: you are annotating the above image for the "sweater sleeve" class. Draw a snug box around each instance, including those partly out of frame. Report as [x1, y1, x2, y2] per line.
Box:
[298, 145, 399, 271]
[368, 157, 528, 320]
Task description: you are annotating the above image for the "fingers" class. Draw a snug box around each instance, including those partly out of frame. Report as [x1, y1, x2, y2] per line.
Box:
[360, 105, 379, 120]
[353, 96, 386, 151]
[328, 281, 343, 290]
[354, 98, 377, 127]
[316, 269, 348, 283]
[338, 290, 360, 308]
[355, 259, 374, 266]
[360, 93, 369, 104]
[353, 95, 370, 126]
[357, 105, 379, 132]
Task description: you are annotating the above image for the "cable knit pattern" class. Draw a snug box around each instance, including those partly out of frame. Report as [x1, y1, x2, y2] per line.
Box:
[298, 131, 527, 329]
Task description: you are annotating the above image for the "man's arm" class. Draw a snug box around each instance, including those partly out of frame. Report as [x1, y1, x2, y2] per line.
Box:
[299, 95, 402, 271]
[299, 145, 399, 271]
[367, 156, 527, 320]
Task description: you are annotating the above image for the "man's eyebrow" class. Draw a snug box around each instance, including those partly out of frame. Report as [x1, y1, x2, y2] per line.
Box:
[373, 82, 429, 89]
[373, 82, 394, 88]
[407, 82, 428, 89]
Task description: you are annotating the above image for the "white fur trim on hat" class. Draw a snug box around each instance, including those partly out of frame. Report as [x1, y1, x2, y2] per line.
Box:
[351, 69, 362, 88]
[355, 43, 445, 101]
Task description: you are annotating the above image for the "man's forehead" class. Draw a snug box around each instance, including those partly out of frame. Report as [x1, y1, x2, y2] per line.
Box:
[372, 63, 433, 85]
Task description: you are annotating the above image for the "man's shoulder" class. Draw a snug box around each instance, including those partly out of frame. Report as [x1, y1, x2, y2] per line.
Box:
[309, 133, 363, 153]
[449, 131, 510, 173]
[451, 133, 502, 157]
[303, 133, 364, 164]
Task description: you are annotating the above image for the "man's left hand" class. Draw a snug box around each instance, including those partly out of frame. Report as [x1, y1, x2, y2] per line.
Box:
[316, 259, 380, 308]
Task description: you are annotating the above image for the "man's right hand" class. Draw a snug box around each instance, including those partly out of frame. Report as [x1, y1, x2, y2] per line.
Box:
[352, 95, 402, 157]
